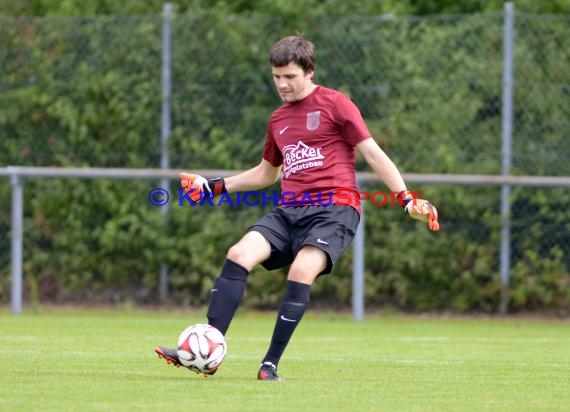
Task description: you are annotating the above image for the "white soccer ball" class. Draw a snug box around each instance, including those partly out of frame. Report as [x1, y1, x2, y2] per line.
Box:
[177, 324, 227, 375]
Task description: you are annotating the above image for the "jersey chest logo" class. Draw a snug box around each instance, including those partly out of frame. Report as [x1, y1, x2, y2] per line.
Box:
[306, 111, 320, 131]
[282, 140, 325, 178]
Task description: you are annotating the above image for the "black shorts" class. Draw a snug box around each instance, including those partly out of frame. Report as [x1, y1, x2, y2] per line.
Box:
[247, 204, 360, 275]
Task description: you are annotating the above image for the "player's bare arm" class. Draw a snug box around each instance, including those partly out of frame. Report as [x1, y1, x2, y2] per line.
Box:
[224, 159, 281, 192]
[179, 159, 280, 200]
[356, 137, 407, 193]
[356, 137, 440, 231]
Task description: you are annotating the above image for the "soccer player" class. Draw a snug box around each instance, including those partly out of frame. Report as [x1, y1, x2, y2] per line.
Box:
[155, 35, 439, 381]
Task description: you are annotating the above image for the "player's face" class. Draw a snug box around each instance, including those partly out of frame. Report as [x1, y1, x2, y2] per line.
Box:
[272, 62, 315, 103]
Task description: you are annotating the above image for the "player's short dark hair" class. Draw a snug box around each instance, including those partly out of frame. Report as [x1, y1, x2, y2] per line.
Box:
[268, 35, 316, 73]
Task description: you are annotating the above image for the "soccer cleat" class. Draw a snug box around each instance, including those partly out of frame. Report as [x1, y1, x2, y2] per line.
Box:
[257, 361, 283, 382]
[154, 346, 219, 376]
[155, 346, 183, 368]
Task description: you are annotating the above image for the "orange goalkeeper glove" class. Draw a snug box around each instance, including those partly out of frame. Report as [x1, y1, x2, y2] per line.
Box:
[396, 190, 440, 231]
[179, 173, 227, 202]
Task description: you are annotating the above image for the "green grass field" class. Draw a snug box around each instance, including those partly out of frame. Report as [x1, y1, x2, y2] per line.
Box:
[0, 308, 568, 411]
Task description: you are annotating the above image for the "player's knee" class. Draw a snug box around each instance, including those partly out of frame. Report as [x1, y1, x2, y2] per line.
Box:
[226, 232, 271, 270]
[287, 265, 319, 285]
[226, 242, 262, 270]
[226, 243, 247, 264]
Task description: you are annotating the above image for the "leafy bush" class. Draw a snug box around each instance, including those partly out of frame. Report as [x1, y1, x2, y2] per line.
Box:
[1, 10, 568, 312]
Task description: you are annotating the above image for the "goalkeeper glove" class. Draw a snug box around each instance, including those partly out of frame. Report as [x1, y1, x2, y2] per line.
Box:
[396, 190, 440, 231]
[179, 173, 227, 202]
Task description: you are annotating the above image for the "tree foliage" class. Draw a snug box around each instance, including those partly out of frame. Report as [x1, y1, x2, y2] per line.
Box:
[2, 0, 570, 17]
[0, 3, 568, 312]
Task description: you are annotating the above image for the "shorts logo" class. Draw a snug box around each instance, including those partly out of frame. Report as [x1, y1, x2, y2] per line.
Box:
[282, 140, 325, 178]
[306, 111, 320, 131]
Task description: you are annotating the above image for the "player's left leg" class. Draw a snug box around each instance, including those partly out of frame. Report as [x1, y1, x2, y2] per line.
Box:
[258, 205, 360, 381]
[258, 246, 326, 381]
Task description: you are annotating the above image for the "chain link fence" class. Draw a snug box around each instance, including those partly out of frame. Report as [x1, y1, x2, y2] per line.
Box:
[1, 7, 569, 311]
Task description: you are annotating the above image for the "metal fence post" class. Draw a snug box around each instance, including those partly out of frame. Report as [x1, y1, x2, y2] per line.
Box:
[159, 3, 173, 302]
[9, 169, 23, 314]
[352, 198, 365, 321]
[500, 2, 515, 314]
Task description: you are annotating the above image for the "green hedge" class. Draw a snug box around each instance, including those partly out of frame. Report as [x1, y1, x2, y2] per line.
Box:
[1, 11, 568, 312]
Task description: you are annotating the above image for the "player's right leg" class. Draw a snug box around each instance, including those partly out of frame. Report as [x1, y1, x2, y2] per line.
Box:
[207, 231, 271, 335]
[155, 231, 271, 370]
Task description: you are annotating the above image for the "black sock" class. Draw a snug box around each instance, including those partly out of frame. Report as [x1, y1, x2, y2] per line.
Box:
[262, 280, 311, 367]
[207, 259, 249, 335]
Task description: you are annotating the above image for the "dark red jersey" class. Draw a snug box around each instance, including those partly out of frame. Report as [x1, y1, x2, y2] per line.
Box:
[262, 86, 370, 212]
